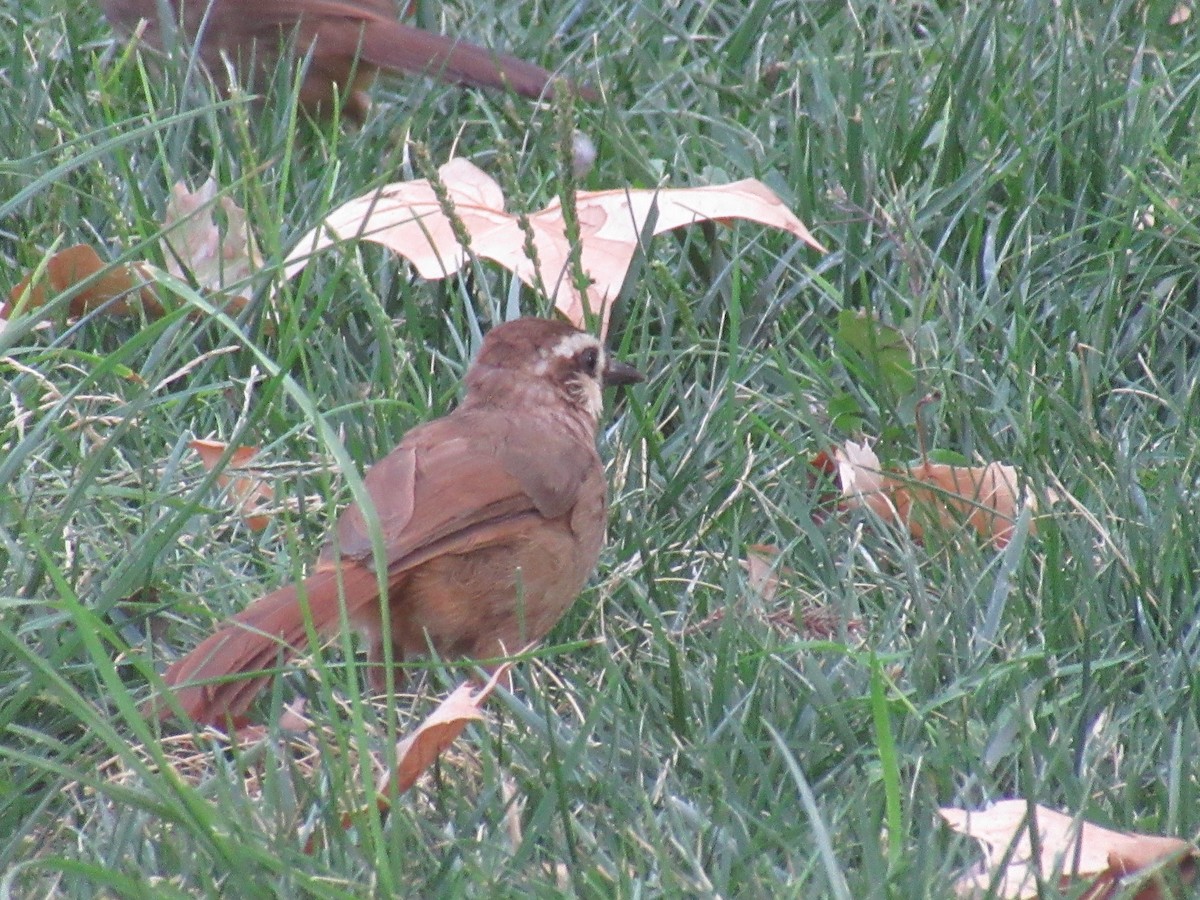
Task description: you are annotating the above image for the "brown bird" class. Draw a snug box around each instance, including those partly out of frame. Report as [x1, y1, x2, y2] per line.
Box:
[101, 0, 593, 120]
[153, 318, 642, 725]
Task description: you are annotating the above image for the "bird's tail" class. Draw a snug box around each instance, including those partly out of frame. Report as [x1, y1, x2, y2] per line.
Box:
[150, 564, 380, 726]
[358, 18, 597, 101]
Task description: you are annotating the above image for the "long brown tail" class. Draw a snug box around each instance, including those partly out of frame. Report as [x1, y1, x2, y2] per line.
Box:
[359, 19, 598, 102]
[153, 564, 380, 725]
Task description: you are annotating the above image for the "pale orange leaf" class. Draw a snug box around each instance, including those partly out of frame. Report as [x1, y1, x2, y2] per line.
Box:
[189, 439, 274, 532]
[377, 664, 510, 798]
[941, 800, 1197, 898]
[902, 461, 1029, 547]
[4, 244, 162, 325]
[162, 178, 262, 300]
[830, 440, 900, 522]
[823, 442, 1041, 547]
[283, 158, 825, 334]
[740, 543, 785, 603]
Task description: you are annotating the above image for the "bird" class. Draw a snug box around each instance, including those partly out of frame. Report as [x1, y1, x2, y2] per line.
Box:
[100, 0, 595, 120]
[151, 317, 643, 725]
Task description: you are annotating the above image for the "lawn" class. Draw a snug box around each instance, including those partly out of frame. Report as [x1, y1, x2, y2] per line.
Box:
[1, 0, 1198, 896]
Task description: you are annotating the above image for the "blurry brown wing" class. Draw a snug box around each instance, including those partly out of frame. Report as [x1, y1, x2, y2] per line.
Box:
[238, 0, 562, 100]
[185, 0, 398, 38]
[325, 408, 596, 576]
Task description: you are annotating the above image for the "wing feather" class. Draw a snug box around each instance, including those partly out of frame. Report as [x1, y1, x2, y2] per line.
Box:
[324, 412, 540, 573]
[325, 409, 584, 575]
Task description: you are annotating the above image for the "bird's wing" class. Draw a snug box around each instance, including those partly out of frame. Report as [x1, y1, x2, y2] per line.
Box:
[355, 19, 560, 99]
[243, 0, 560, 99]
[325, 408, 596, 575]
[219, 0, 395, 29]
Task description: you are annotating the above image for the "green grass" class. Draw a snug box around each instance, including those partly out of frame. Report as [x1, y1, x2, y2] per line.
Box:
[3, 0, 1199, 896]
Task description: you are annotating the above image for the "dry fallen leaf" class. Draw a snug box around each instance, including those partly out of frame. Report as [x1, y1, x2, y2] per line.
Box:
[903, 460, 1030, 546]
[283, 158, 826, 334]
[4, 181, 257, 332]
[3, 244, 163, 325]
[162, 178, 262, 301]
[324, 664, 515, 850]
[276, 698, 312, 734]
[941, 800, 1198, 899]
[306, 665, 512, 853]
[827, 440, 898, 522]
[819, 441, 1042, 548]
[742, 542, 786, 603]
[189, 439, 274, 532]
[377, 665, 509, 799]
[724, 543, 863, 639]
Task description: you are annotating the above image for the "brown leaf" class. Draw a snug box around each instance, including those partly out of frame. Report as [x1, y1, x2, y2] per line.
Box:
[4, 181, 256, 332]
[940, 800, 1198, 899]
[189, 439, 274, 532]
[740, 543, 785, 603]
[161, 179, 262, 299]
[314, 666, 510, 853]
[829, 440, 899, 522]
[283, 158, 826, 335]
[378, 666, 508, 798]
[822, 442, 1041, 548]
[903, 461, 1029, 547]
[733, 543, 863, 639]
[4, 244, 163, 322]
[5, 239, 252, 333]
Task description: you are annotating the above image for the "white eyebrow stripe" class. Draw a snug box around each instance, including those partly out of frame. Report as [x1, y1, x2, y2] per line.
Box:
[549, 331, 601, 359]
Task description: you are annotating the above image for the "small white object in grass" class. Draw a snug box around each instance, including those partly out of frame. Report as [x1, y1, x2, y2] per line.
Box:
[572, 130, 597, 179]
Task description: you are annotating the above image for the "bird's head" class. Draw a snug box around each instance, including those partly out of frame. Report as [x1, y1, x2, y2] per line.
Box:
[465, 318, 643, 423]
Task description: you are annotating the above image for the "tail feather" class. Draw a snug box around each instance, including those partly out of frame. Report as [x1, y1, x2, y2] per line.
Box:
[154, 565, 381, 725]
[359, 20, 596, 101]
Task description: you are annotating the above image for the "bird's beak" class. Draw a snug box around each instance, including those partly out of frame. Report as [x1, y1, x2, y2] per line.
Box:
[602, 357, 645, 387]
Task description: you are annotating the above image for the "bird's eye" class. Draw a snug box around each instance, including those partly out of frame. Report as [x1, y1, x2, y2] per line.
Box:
[579, 346, 600, 374]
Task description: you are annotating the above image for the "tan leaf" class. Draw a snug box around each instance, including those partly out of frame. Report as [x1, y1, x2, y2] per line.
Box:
[821, 442, 1040, 548]
[283, 158, 826, 334]
[4, 244, 163, 323]
[377, 664, 510, 798]
[734, 543, 863, 639]
[740, 543, 785, 602]
[830, 440, 900, 522]
[162, 178, 262, 300]
[940, 800, 1197, 899]
[903, 461, 1030, 547]
[323, 666, 512, 850]
[189, 439, 274, 532]
[4, 222, 253, 333]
